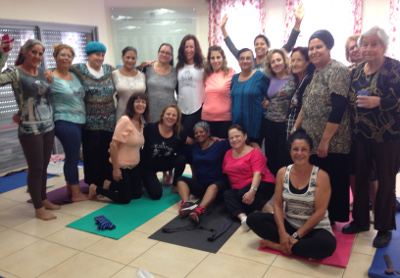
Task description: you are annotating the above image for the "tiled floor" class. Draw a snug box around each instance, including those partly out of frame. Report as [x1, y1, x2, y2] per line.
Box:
[0, 168, 398, 278]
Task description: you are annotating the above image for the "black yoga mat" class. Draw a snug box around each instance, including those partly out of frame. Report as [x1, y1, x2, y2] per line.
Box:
[149, 200, 240, 253]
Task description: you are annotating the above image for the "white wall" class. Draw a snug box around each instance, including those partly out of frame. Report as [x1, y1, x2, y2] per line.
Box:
[0, 0, 393, 65]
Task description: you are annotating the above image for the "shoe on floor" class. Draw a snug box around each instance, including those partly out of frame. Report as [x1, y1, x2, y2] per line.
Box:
[178, 201, 197, 217]
[373, 231, 392, 248]
[342, 221, 370, 234]
[189, 206, 206, 223]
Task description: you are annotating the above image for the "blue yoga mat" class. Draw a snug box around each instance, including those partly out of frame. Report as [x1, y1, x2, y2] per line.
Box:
[368, 212, 400, 278]
[0, 171, 54, 194]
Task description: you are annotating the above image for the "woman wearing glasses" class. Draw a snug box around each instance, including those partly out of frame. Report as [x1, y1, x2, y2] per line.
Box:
[49, 44, 87, 202]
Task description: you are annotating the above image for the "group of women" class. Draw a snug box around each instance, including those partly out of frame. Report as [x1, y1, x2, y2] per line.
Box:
[0, 12, 399, 256]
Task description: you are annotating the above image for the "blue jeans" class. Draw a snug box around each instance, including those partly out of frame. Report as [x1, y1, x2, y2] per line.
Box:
[55, 120, 82, 185]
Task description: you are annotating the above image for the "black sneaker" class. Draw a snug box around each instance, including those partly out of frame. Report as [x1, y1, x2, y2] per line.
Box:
[178, 201, 197, 217]
[373, 231, 392, 248]
[189, 206, 206, 223]
[342, 221, 370, 234]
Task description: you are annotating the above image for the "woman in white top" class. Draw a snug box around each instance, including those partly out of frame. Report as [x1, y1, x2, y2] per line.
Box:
[176, 34, 205, 139]
[113, 47, 146, 121]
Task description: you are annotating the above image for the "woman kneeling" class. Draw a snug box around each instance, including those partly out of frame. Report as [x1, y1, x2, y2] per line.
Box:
[247, 129, 336, 260]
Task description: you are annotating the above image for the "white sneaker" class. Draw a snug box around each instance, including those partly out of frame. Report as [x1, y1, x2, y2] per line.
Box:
[136, 269, 154, 278]
[241, 216, 250, 232]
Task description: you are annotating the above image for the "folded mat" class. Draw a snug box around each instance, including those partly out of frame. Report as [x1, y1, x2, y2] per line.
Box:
[0, 171, 54, 194]
[149, 201, 240, 253]
[368, 213, 400, 278]
[258, 217, 356, 267]
[67, 185, 181, 239]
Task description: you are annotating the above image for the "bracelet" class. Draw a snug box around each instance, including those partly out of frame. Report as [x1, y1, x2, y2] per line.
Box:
[292, 127, 297, 132]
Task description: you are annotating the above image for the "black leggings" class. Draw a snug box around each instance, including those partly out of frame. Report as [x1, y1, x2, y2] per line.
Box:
[247, 212, 336, 260]
[19, 129, 55, 209]
[96, 167, 142, 204]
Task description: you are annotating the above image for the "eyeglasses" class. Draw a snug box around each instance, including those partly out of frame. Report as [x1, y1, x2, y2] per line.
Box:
[134, 100, 146, 104]
[228, 134, 243, 141]
[159, 51, 172, 56]
[58, 53, 73, 59]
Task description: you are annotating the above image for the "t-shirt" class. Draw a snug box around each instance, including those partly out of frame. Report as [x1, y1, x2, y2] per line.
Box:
[222, 148, 275, 190]
[140, 122, 187, 171]
[191, 140, 231, 184]
[266, 75, 296, 122]
[110, 115, 144, 167]
[177, 64, 205, 115]
[113, 70, 146, 121]
[202, 69, 235, 121]
[49, 73, 86, 124]
[145, 65, 177, 122]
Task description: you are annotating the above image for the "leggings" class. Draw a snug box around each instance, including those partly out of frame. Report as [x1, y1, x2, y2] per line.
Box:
[96, 167, 142, 204]
[181, 107, 202, 139]
[19, 129, 55, 209]
[247, 212, 336, 260]
[55, 120, 82, 185]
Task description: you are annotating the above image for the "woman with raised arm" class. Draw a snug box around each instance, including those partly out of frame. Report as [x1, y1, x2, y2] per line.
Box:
[89, 93, 148, 204]
[113, 46, 146, 121]
[202, 45, 235, 138]
[247, 129, 336, 260]
[220, 3, 304, 70]
[0, 39, 58, 220]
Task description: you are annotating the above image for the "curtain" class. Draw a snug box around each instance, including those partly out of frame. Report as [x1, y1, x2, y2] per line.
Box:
[388, 0, 400, 59]
[208, 0, 266, 46]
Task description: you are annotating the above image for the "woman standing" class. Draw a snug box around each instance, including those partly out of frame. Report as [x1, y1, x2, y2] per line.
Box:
[113, 47, 146, 121]
[230, 48, 269, 144]
[247, 129, 336, 260]
[0, 39, 58, 220]
[89, 93, 149, 204]
[202, 45, 235, 138]
[343, 26, 400, 248]
[223, 125, 275, 230]
[301, 30, 351, 224]
[345, 35, 363, 69]
[176, 34, 205, 139]
[263, 48, 296, 175]
[49, 44, 87, 202]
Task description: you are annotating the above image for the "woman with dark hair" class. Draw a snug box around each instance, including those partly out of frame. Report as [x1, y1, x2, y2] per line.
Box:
[230, 48, 269, 144]
[202, 45, 235, 138]
[140, 43, 177, 123]
[49, 44, 87, 202]
[220, 3, 304, 70]
[88, 92, 149, 204]
[0, 39, 58, 220]
[113, 46, 146, 121]
[287, 47, 315, 139]
[139, 104, 195, 199]
[247, 129, 336, 260]
[223, 125, 275, 231]
[176, 34, 205, 139]
[262, 48, 296, 175]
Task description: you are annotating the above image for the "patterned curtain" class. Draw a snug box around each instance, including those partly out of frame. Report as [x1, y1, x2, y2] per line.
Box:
[208, 0, 266, 46]
[388, 0, 400, 59]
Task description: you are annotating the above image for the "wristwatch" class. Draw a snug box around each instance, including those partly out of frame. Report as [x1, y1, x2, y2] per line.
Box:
[292, 126, 297, 132]
[251, 187, 258, 192]
[292, 232, 300, 240]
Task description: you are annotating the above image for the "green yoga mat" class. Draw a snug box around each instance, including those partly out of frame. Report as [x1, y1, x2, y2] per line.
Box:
[67, 186, 181, 239]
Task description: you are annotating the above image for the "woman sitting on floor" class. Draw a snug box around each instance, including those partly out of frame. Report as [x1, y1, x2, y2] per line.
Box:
[177, 121, 231, 223]
[88, 92, 148, 203]
[247, 129, 336, 260]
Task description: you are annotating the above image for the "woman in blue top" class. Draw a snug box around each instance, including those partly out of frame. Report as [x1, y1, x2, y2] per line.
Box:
[230, 48, 269, 144]
[49, 44, 87, 202]
[177, 121, 231, 223]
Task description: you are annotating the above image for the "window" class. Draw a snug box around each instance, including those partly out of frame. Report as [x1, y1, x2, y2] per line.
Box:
[0, 19, 97, 174]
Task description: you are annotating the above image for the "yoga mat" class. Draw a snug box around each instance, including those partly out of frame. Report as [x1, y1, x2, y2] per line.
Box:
[67, 185, 181, 239]
[0, 171, 54, 194]
[258, 217, 356, 268]
[368, 213, 400, 278]
[27, 180, 89, 205]
[149, 201, 240, 253]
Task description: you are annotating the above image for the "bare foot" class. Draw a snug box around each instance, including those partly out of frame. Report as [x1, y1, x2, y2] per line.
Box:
[259, 239, 280, 251]
[170, 186, 178, 193]
[261, 203, 274, 214]
[71, 192, 89, 202]
[161, 172, 173, 186]
[66, 182, 72, 197]
[103, 179, 111, 190]
[42, 199, 61, 210]
[35, 207, 57, 220]
[88, 184, 98, 200]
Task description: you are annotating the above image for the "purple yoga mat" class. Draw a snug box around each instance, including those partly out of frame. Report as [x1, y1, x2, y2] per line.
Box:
[27, 180, 89, 205]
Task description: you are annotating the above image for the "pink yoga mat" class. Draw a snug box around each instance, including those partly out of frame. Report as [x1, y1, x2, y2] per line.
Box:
[258, 216, 356, 268]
